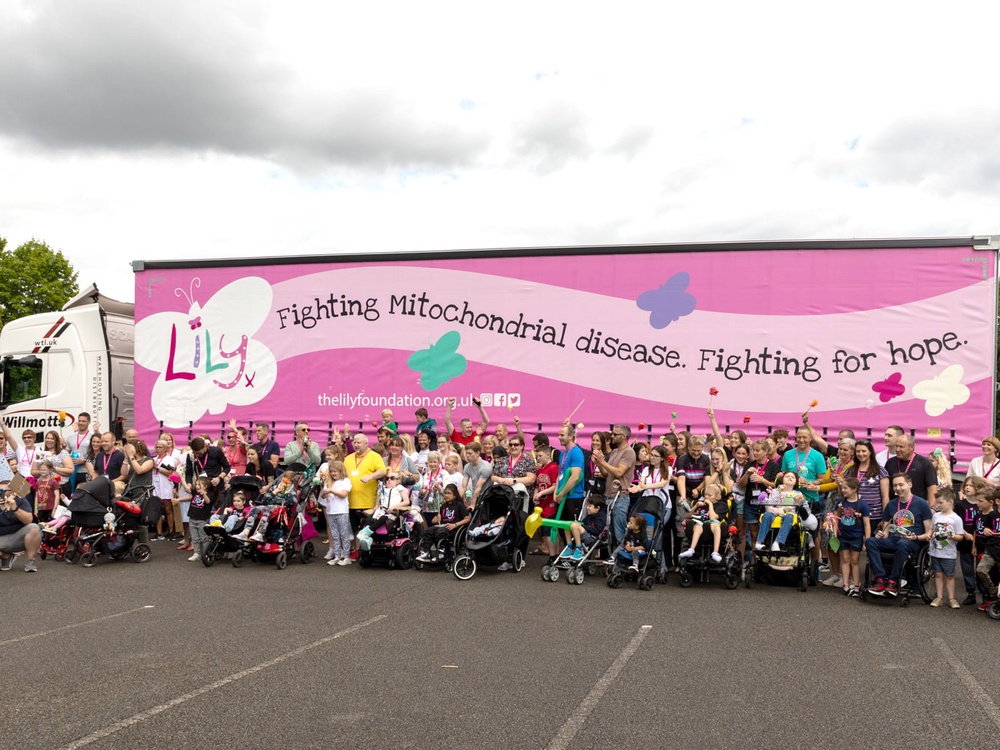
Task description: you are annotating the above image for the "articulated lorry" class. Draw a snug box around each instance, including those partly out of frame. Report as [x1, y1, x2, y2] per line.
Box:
[1, 237, 996, 468]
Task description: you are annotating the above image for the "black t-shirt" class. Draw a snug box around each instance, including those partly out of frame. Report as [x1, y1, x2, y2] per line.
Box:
[582, 510, 607, 537]
[674, 454, 711, 500]
[438, 500, 468, 525]
[975, 510, 1000, 558]
[744, 459, 780, 504]
[884, 454, 937, 501]
[0, 496, 31, 536]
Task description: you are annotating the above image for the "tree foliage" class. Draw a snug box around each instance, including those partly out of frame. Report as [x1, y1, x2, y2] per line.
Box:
[0, 237, 80, 329]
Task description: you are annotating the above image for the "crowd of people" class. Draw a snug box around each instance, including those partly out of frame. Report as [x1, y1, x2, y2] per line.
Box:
[1, 398, 998, 614]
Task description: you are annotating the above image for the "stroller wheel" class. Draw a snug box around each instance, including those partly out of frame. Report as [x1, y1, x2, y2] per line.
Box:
[201, 549, 216, 567]
[724, 571, 739, 590]
[678, 570, 693, 588]
[540, 565, 551, 581]
[512, 549, 525, 572]
[64, 548, 78, 564]
[799, 570, 809, 592]
[275, 551, 288, 570]
[988, 600, 1000, 620]
[81, 551, 98, 568]
[38, 549, 47, 561]
[639, 575, 655, 591]
[607, 572, 624, 589]
[453, 555, 476, 581]
[231, 549, 244, 568]
[131, 543, 151, 563]
[299, 540, 316, 565]
[548, 566, 561, 582]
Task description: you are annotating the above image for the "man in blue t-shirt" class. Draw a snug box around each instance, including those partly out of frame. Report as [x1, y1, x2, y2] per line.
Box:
[553, 423, 585, 548]
[780, 426, 828, 507]
[865, 473, 933, 597]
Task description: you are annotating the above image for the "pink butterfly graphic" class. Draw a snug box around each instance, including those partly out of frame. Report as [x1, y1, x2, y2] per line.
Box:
[188, 316, 202, 330]
[872, 372, 905, 403]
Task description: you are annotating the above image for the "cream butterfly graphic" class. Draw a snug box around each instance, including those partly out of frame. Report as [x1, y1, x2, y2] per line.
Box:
[135, 277, 278, 428]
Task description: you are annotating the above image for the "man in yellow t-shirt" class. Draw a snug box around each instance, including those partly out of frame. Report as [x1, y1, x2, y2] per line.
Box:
[345, 433, 386, 552]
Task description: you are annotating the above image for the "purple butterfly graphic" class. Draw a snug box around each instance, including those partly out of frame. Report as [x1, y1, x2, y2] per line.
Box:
[872, 372, 905, 403]
[635, 272, 697, 330]
[188, 316, 202, 330]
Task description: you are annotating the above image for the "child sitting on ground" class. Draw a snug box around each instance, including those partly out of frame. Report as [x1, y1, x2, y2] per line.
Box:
[562, 496, 607, 561]
[928, 487, 964, 608]
[622, 513, 648, 573]
[417, 484, 470, 561]
[678, 483, 728, 563]
[209, 490, 250, 534]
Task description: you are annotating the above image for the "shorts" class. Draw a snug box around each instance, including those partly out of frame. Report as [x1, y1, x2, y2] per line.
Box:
[0, 523, 40, 554]
[838, 536, 863, 552]
[743, 504, 761, 524]
[557, 497, 583, 523]
[349, 509, 369, 533]
[733, 498, 745, 516]
[930, 556, 956, 576]
[580, 531, 598, 548]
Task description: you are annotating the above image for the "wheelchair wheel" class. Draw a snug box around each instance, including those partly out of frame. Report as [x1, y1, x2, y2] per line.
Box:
[395, 542, 415, 570]
[512, 549, 525, 572]
[275, 551, 287, 570]
[725, 571, 739, 589]
[799, 569, 809, 592]
[678, 570, 693, 588]
[81, 551, 97, 568]
[988, 600, 1000, 620]
[913, 546, 932, 604]
[231, 548, 244, 568]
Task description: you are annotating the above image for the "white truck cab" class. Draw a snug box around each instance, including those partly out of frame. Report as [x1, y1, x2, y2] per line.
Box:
[0, 284, 135, 440]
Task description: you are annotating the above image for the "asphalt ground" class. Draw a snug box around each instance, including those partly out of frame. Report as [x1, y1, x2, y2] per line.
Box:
[2, 541, 999, 750]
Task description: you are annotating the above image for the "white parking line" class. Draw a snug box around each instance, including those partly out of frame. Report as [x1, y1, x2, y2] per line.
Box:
[547, 625, 652, 750]
[59, 614, 387, 750]
[0, 605, 155, 647]
[932, 637, 1000, 731]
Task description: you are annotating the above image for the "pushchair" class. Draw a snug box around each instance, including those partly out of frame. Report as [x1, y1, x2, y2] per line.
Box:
[453, 484, 529, 580]
[606, 495, 663, 591]
[202, 475, 261, 568]
[239, 464, 317, 569]
[65, 476, 151, 567]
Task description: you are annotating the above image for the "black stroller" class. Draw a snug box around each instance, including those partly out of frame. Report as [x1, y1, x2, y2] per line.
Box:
[453, 485, 530, 580]
[66, 476, 151, 567]
[202, 475, 261, 567]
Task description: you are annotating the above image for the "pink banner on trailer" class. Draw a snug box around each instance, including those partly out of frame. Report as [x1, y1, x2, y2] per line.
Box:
[133, 244, 996, 468]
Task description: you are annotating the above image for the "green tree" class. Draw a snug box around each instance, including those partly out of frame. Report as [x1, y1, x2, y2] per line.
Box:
[0, 237, 80, 329]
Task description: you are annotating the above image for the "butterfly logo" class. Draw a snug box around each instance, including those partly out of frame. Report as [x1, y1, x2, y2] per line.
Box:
[871, 372, 905, 403]
[408, 331, 467, 391]
[135, 276, 278, 428]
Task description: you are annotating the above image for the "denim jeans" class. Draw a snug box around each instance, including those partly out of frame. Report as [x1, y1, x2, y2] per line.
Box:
[757, 512, 794, 545]
[609, 494, 629, 547]
[865, 535, 921, 581]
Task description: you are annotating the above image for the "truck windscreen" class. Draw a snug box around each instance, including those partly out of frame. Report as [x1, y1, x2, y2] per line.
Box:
[0, 358, 43, 407]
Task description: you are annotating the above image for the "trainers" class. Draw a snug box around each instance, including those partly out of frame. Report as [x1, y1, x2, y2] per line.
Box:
[885, 579, 898, 597]
[350, 549, 358, 560]
[710, 551, 722, 563]
[628, 562, 639, 573]
[337, 557, 352, 566]
[249, 532, 264, 543]
[754, 542, 764, 552]
[843, 585, 851, 595]
[849, 587, 860, 598]
[558, 546, 574, 559]
[324, 549, 336, 561]
[822, 574, 842, 587]
[187, 553, 200, 561]
[232, 529, 249, 541]
[962, 593, 977, 606]
[415, 551, 431, 562]
[155, 534, 166, 540]
[949, 599, 960, 609]
[0, 555, 13, 571]
[327, 558, 339, 566]
[977, 598, 993, 612]
[678, 548, 695, 559]
[868, 578, 887, 596]
[571, 547, 584, 561]
[930, 597, 943, 607]
[770, 541, 781, 552]
[498, 562, 512, 571]
[24, 558, 38, 573]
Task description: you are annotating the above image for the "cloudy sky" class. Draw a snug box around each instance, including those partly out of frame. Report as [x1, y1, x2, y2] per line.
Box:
[1, 1, 997, 303]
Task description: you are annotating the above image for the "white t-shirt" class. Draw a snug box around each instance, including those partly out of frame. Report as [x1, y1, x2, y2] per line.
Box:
[152, 453, 177, 499]
[929, 511, 963, 560]
[320, 478, 352, 515]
